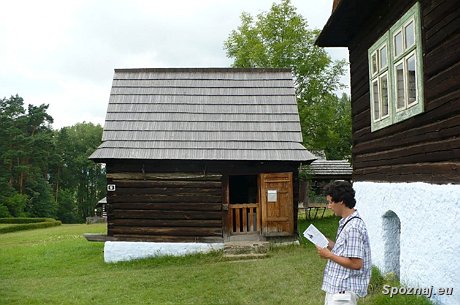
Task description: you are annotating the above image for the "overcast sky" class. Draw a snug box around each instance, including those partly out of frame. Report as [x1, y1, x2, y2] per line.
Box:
[1, 0, 348, 129]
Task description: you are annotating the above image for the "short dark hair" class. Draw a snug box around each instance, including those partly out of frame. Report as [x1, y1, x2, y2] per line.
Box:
[323, 181, 356, 209]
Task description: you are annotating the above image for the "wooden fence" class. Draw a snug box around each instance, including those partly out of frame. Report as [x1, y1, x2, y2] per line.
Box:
[228, 203, 260, 234]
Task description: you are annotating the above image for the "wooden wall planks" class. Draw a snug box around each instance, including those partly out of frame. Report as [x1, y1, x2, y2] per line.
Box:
[105, 160, 302, 241]
[348, 0, 460, 183]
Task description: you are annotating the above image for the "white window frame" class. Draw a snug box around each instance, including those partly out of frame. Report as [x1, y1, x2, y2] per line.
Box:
[368, 2, 424, 132]
[369, 34, 391, 130]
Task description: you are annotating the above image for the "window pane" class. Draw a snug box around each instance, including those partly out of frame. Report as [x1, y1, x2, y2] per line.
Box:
[395, 62, 405, 109]
[394, 31, 403, 57]
[380, 46, 387, 69]
[380, 74, 389, 116]
[372, 52, 378, 74]
[373, 80, 380, 119]
[405, 21, 415, 49]
[407, 55, 417, 104]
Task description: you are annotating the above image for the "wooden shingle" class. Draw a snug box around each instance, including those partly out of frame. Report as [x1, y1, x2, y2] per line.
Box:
[90, 68, 314, 162]
[309, 160, 352, 178]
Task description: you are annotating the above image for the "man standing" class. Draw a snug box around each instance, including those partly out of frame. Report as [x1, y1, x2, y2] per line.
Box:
[316, 181, 371, 305]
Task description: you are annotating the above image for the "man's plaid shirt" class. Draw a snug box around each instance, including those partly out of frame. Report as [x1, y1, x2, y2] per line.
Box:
[322, 210, 372, 297]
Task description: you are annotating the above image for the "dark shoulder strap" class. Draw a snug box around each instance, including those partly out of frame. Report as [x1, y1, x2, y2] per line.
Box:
[338, 216, 362, 236]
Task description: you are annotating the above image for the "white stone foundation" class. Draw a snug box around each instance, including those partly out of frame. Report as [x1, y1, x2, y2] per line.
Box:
[354, 182, 460, 305]
[104, 241, 224, 263]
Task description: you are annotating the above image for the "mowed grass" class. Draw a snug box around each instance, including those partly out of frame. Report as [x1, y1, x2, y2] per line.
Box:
[0, 221, 329, 305]
[0, 215, 432, 305]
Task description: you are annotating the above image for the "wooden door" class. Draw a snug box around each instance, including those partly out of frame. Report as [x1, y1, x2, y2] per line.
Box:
[260, 172, 294, 236]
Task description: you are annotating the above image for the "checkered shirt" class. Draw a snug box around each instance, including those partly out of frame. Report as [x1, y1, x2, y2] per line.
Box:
[321, 210, 372, 297]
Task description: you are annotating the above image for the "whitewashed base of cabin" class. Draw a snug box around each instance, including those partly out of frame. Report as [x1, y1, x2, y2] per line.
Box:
[354, 182, 460, 305]
[104, 241, 224, 263]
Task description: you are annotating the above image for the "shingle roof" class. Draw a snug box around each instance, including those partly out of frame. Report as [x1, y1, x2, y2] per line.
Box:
[90, 68, 315, 162]
[309, 159, 352, 177]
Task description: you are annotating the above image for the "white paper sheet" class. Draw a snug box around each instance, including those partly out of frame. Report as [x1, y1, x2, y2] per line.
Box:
[303, 224, 329, 248]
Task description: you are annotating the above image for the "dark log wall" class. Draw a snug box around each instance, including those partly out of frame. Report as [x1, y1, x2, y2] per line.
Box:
[105, 160, 301, 241]
[349, 0, 460, 183]
[106, 172, 223, 242]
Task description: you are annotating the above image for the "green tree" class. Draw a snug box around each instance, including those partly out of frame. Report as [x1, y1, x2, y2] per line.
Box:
[0, 95, 25, 217]
[3, 193, 28, 217]
[0, 95, 56, 218]
[224, 0, 351, 159]
[0, 95, 26, 196]
[300, 93, 352, 160]
[50, 122, 106, 222]
[26, 177, 56, 218]
[56, 189, 79, 223]
[1, 95, 106, 222]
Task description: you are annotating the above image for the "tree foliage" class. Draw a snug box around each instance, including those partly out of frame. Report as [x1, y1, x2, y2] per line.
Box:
[300, 93, 352, 160]
[0, 95, 106, 222]
[51, 123, 106, 221]
[224, 0, 351, 160]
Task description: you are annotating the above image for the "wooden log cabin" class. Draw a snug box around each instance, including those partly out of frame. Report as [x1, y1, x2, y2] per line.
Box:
[299, 159, 352, 220]
[90, 68, 315, 245]
[317, 1, 459, 304]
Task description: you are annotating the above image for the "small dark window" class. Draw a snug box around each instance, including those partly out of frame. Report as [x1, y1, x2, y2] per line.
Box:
[229, 175, 258, 204]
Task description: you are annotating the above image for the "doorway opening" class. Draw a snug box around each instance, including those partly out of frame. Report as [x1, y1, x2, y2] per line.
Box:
[229, 175, 258, 204]
[228, 175, 259, 233]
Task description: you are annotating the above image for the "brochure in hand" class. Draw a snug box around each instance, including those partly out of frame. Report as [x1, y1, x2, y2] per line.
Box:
[303, 224, 328, 248]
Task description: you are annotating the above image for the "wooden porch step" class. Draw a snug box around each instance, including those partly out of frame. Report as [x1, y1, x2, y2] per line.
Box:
[84, 233, 115, 242]
[223, 253, 268, 260]
[226, 233, 265, 242]
[223, 241, 270, 258]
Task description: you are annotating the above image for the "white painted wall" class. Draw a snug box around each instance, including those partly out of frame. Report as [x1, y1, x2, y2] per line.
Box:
[354, 182, 460, 305]
[104, 242, 224, 263]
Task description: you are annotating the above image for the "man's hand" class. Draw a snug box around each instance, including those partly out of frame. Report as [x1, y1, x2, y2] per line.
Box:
[316, 245, 332, 259]
[316, 245, 363, 270]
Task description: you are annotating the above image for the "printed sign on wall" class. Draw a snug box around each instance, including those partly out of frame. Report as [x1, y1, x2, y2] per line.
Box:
[267, 190, 277, 202]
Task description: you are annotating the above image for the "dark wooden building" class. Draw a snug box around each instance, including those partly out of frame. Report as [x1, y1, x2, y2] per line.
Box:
[300, 159, 352, 205]
[317, 1, 460, 303]
[299, 158, 352, 220]
[90, 68, 315, 243]
[317, 0, 459, 183]
[309, 159, 352, 182]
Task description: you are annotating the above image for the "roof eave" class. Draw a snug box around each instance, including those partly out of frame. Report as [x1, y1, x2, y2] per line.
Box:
[315, 0, 379, 47]
[88, 152, 317, 163]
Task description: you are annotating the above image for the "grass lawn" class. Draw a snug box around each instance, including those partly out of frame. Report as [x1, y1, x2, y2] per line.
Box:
[0, 215, 432, 305]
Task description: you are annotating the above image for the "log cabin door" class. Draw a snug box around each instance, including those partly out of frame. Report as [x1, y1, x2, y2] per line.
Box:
[260, 172, 294, 235]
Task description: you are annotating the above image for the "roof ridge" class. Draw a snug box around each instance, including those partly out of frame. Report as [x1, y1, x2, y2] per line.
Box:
[114, 67, 292, 73]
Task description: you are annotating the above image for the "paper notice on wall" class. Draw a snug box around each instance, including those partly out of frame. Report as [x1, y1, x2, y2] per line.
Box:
[303, 224, 329, 248]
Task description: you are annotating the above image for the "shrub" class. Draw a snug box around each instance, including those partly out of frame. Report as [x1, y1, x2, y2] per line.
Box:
[0, 217, 51, 224]
[3, 193, 28, 217]
[368, 266, 386, 295]
[0, 218, 61, 234]
[0, 204, 10, 218]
